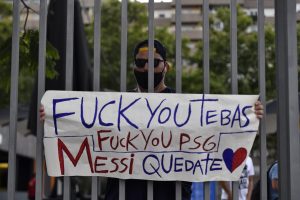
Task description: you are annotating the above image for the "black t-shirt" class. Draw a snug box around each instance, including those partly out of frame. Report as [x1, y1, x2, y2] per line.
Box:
[160, 87, 176, 93]
[105, 87, 192, 200]
[130, 87, 175, 93]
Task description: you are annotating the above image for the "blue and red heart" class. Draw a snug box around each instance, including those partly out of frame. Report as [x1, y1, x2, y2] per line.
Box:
[223, 148, 247, 173]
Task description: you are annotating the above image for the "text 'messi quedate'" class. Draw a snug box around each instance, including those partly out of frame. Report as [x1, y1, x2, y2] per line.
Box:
[42, 90, 259, 182]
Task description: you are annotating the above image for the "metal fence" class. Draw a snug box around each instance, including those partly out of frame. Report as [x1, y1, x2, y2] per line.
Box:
[6, 0, 300, 200]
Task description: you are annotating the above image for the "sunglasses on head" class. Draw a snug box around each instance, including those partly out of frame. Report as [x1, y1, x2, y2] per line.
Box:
[134, 58, 164, 68]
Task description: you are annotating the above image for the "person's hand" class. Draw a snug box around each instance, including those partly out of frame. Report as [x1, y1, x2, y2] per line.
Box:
[40, 105, 45, 121]
[254, 101, 264, 119]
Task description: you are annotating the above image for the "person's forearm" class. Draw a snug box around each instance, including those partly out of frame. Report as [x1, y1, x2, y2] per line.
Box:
[246, 192, 252, 200]
[247, 177, 254, 200]
[220, 181, 232, 199]
[272, 179, 279, 191]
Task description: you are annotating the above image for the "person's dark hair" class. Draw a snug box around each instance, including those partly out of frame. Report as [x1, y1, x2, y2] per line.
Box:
[133, 39, 167, 60]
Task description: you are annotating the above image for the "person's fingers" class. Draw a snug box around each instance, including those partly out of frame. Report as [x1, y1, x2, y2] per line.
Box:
[254, 101, 264, 119]
[255, 105, 263, 111]
[39, 104, 45, 121]
[255, 102, 264, 119]
[255, 112, 263, 119]
[40, 112, 45, 121]
[255, 100, 263, 107]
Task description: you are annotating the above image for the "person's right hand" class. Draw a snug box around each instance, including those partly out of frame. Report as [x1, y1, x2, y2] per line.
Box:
[40, 105, 45, 121]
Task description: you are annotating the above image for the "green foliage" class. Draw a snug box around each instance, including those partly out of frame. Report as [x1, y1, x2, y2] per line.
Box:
[265, 26, 276, 99]
[1, 0, 298, 109]
[0, 0, 12, 15]
[0, 30, 59, 107]
[0, 4, 12, 46]
[84, 2, 292, 98]
[85, 0, 191, 91]
[188, 6, 282, 99]
[0, 0, 59, 108]
[85, 0, 147, 91]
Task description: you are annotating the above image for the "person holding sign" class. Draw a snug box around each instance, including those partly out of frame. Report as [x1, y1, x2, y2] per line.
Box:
[39, 39, 264, 200]
[102, 40, 264, 200]
[104, 39, 192, 200]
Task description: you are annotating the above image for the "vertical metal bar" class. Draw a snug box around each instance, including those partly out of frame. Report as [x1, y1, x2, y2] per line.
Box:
[92, 178, 99, 200]
[175, 0, 182, 94]
[147, 1, 154, 200]
[231, 183, 238, 200]
[230, 0, 238, 199]
[175, 0, 182, 199]
[148, 0, 154, 94]
[63, 177, 71, 200]
[119, 1, 128, 200]
[230, 0, 238, 95]
[203, 0, 210, 199]
[92, 0, 101, 198]
[64, 0, 74, 199]
[175, 182, 182, 200]
[275, 0, 300, 199]
[119, 180, 125, 200]
[35, 0, 47, 199]
[7, 0, 20, 199]
[93, 0, 101, 91]
[203, 0, 210, 94]
[65, 0, 74, 90]
[257, 0, 267, 199]
[120, 0, 127, 92]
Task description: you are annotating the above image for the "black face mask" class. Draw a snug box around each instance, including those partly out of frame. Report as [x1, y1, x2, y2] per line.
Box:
[134, 68, 164, 89]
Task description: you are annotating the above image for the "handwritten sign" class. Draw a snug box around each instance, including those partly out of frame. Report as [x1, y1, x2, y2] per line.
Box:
[42, 91, 259, 182]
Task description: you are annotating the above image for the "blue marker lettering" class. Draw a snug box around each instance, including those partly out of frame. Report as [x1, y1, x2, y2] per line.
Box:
[206, 110, 217, 125]
[201, 153, 213, 175]
[231, 105, 241, 128]
[142, 154, 161, 177]
[210, 158, 222, 171]
[190, 95, 218, 127]
[185, 160, 194, 171]
[161, 154, 173, 173]
[145, 98, 166, 128]
[98, 100, 115, 126]
[221, 109, 231, 126]
[81, 97, 98, 128]
[117, 95, 140, 131]
[173, 103, 191, 127]
[158, 107, 171, 124]
[193, 160, 203, 175]
[174, 157, 184, 172]
[241, 105, 252, 128]
[53, 97, 79, 135]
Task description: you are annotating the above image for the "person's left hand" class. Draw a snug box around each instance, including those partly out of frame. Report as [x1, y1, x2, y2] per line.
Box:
[254, 101, 264, 119]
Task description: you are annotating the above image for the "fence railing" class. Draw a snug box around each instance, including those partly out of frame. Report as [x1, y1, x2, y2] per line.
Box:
[6, 0, 300, 200]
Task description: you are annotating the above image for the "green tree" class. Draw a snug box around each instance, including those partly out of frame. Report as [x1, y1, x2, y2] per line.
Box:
[0, 0, 59, 108]
[187, 6, 285, 99]
[0, 0, 12, 45]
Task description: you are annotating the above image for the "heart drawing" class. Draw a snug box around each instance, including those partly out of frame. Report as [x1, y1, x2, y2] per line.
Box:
[223, 148, 247, 173]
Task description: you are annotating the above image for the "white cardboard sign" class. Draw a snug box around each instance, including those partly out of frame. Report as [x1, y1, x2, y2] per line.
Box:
[42, 91, 259, 182]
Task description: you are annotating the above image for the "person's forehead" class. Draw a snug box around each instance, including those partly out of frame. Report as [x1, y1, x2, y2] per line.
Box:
[136, 47, 162, 58]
